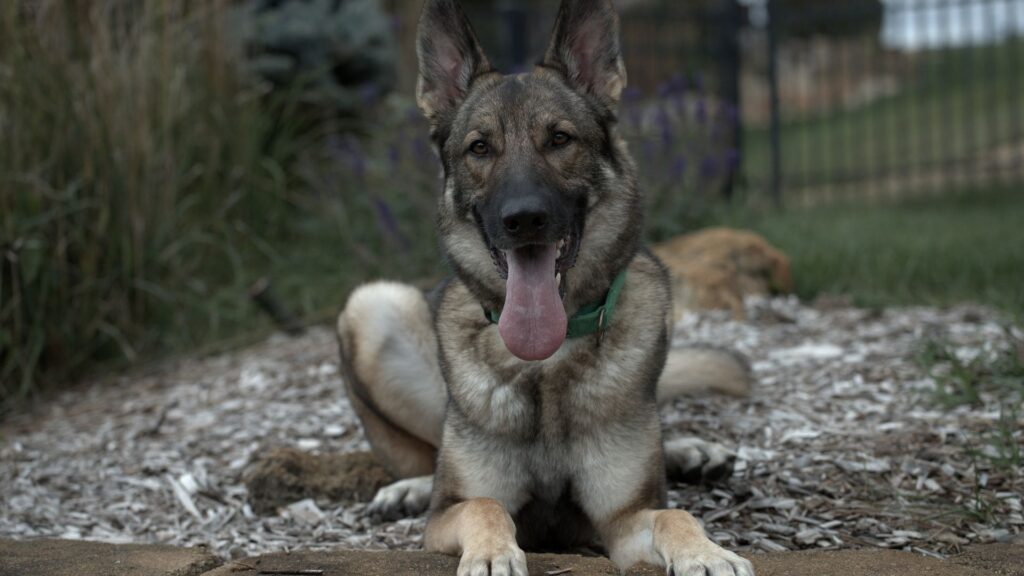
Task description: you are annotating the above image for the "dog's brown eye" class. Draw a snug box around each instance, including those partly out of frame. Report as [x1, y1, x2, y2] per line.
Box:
[469, 140, 489, 156]
[551, 132, 572, 148]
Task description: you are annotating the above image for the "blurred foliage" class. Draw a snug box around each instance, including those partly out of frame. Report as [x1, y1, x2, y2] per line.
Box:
[0, 0, 760, 416]
[774, 0, 884, 39]
[0, 0, 305, 406]
[916, 333, 1023, 475]
[229, 0, 397, 116]
[1, 0, 1016, 421]
[620, 76, 741, 239]
[640, 0, 883, 38]
[0, 0, 437, 413]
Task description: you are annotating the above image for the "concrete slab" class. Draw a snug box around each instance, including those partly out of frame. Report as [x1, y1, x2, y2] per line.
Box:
[950, 543, 1024, 576]
[201, 550, 659, 576]
[200, 547, 1001, 576]
[0, 538, 221, 576]
[748, 548, 986, 576]
[3, 538, 1021, 576]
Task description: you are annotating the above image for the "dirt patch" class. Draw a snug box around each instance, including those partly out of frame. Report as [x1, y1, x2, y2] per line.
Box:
[198, 546, 1024, 576]
[203, 550, 658, 576]
[951, 543, 1024, 576]
[0, 538, 221, 576]
[244, 449, 393, 514]
[6, 538, 1024, 576]
[750, 548, 987, 576]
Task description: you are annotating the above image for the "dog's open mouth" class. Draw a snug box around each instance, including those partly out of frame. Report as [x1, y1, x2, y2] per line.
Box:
[488, 227, 581, 361]
[489, 229, 581, 292]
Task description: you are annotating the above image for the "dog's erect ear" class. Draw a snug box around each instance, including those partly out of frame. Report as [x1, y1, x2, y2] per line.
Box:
[542, 0, 627, 112]
[416, 0, 493, 127]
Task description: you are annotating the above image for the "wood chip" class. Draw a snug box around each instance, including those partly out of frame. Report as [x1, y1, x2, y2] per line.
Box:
[167, 475, 202, 520]
[2, 300, 1021, 560]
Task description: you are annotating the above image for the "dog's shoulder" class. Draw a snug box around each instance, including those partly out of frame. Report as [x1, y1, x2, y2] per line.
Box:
[621, 247, 672, 313]
[635, 245, 671, 283]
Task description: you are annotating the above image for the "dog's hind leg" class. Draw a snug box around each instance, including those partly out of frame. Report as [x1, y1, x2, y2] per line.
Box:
[658, 348, 747, 485]
[336, 281, 447, 483]
[367, 475, 434, 519]
[657, 347, 753, 402]
[664, 437, 737, 485]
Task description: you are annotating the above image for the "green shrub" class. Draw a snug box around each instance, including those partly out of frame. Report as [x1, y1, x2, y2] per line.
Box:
[0, 0, 744, 414]
[0, 1, 314, 407]
[229, 0, 397, 115]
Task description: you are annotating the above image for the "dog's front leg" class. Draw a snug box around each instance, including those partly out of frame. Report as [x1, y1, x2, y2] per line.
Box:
[603, 509, 754, 576]
[425, 498, 528, 576]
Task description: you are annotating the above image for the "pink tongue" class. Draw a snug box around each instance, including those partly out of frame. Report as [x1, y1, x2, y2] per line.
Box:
[498, 244, 567, 361]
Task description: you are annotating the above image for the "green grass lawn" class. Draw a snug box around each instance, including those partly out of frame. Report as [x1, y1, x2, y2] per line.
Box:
[743, 40, 1024, 190]
[721, 188, 1024, 319]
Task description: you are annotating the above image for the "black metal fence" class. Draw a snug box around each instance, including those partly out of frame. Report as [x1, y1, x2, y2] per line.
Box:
[451, 0, 1024, 206]
[762, 0, 1024, 205]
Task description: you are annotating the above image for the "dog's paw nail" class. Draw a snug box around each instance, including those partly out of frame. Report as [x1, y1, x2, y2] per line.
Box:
[669, 543, 755, 576]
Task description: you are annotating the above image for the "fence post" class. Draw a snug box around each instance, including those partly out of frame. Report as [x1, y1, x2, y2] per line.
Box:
[767, 0, 783, 208]
[716, 0, 744, 201]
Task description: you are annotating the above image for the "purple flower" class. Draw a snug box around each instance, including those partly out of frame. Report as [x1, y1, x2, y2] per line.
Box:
[624, 102, 642, 130]
[359, 83, 383, 107]
[670, 73, 687, 94]
[720, 102, 740, 127]
[641, 139, 657, 164]
[387, 143, 401, 171]
[670, 154, 687, 180]
[690, 72, 704, 94]
[373, 198, 410, 250]
[695, 97, 707, 125]
[671, 92, 686, 116]
[723, 148, 741, 171]
[413, 138, 433, 167]
[700, 156, 718, 179]
[655, 105, 673, 150]
[338, 136, 367, 183]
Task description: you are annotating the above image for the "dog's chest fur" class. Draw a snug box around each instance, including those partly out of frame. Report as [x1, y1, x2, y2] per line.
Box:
[430, 252, 673, 545]
[436, 253, 670, 439]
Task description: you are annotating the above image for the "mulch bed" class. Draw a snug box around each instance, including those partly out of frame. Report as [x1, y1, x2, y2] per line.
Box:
[2, 297, 1021, 560]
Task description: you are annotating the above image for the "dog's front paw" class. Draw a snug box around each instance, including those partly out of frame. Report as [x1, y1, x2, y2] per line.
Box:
[651, 509, 754, 576]
[458, 539, 527, 576]
[664, 437, 736, 484]
[367, 475, 432, 520]
[665, 540, 753, 576]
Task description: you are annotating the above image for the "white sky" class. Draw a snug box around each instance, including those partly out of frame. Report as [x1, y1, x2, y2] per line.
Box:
[740, 0, 1024, 50]
[882, 0, 1024, 49]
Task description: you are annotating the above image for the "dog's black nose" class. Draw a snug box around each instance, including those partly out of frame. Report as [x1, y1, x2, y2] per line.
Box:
[501, 196, 549, 238]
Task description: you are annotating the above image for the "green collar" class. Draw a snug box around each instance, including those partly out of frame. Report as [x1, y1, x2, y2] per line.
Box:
[485, 270, 628, 340]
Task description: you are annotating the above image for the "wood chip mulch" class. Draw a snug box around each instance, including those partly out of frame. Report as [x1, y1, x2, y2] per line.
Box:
[2, 297, 1021, 560]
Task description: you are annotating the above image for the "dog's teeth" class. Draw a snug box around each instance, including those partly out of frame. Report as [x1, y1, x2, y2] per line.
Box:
[555, 272, 562, 285]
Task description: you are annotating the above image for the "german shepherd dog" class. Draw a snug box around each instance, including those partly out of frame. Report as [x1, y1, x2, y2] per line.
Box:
[336, 1, 755, 574]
